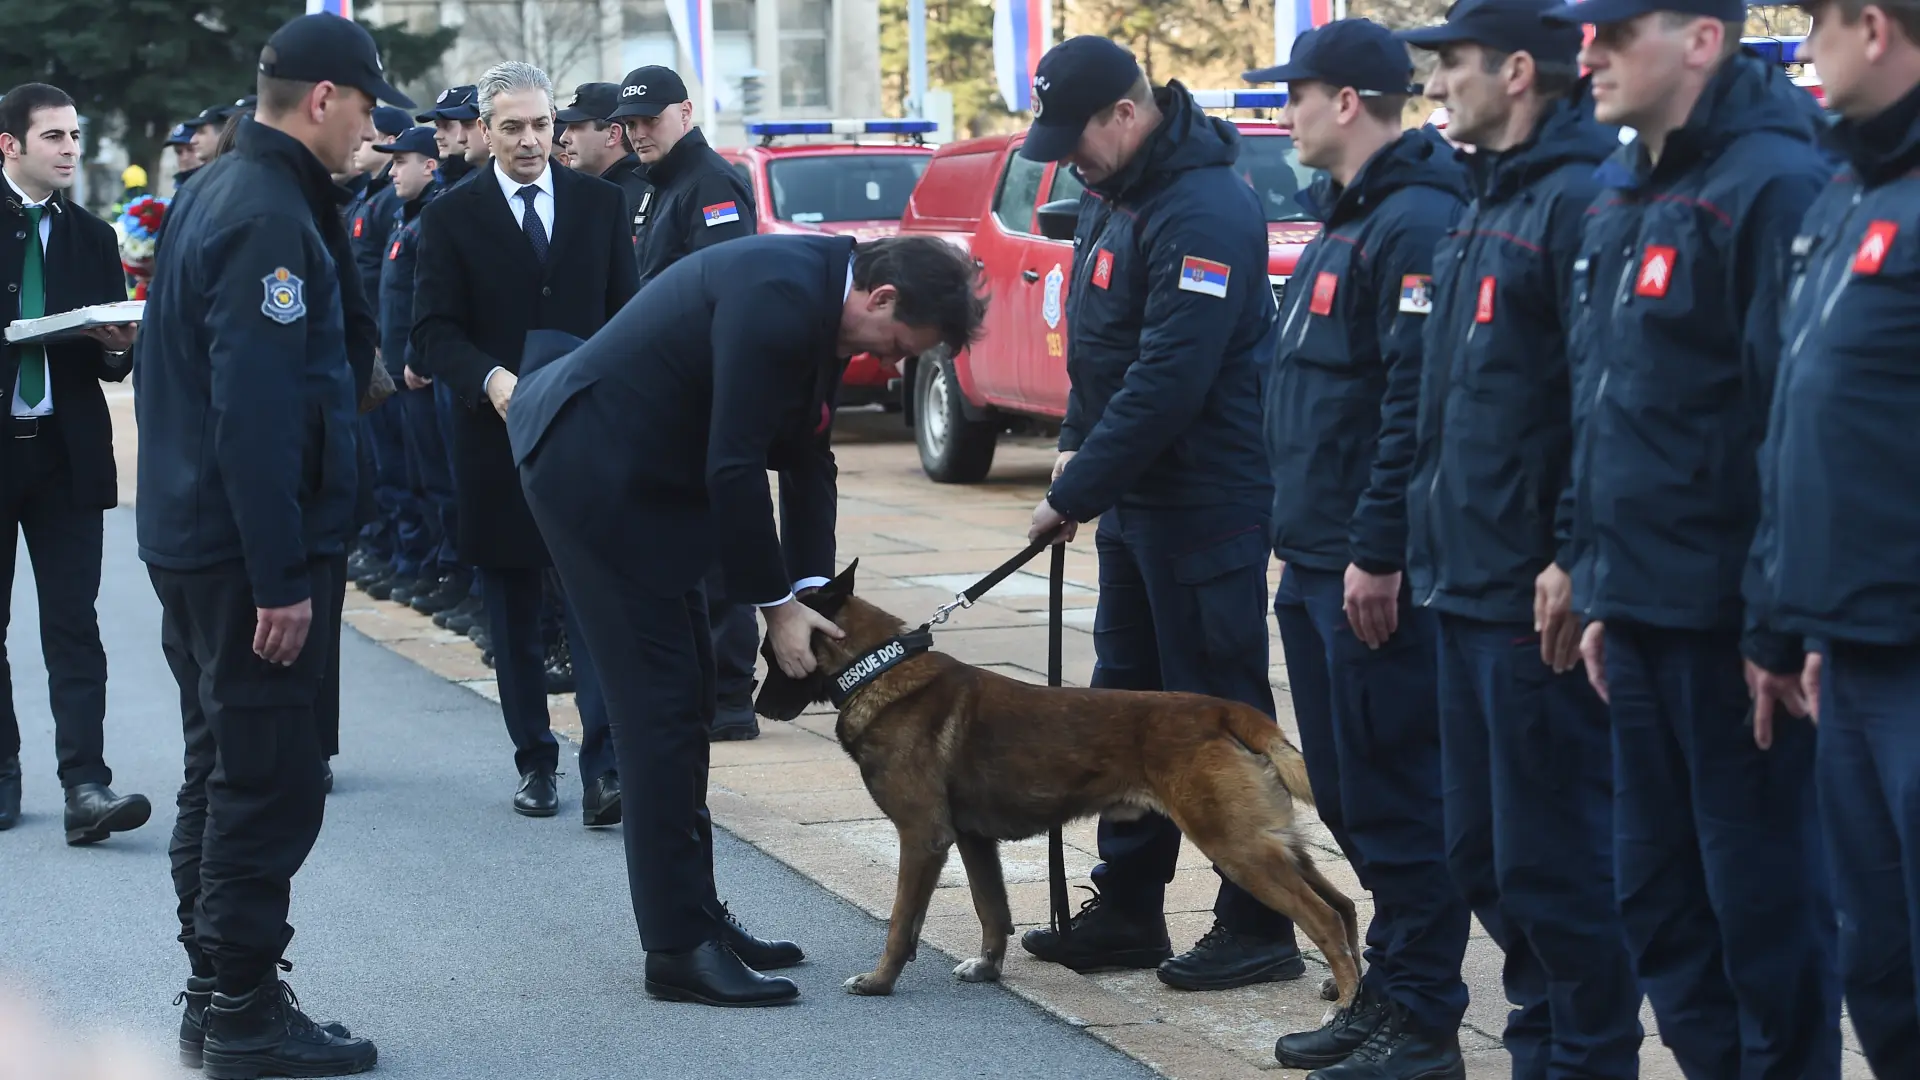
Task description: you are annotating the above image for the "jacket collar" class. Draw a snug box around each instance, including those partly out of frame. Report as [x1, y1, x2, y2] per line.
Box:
[2, 168, 68, 217]
[235, 116, 350, 216]
[602, 151, 648, 183]
[647, 127, 713, 187]
[1835, 77, 1920, 188]
[1470, 84, 1619, 203]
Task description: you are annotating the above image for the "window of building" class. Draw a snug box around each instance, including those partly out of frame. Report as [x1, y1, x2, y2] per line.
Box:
[623, 0, 755, 112]
[778, 0, 831, 109]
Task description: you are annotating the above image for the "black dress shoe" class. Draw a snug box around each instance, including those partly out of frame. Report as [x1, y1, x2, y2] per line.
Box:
[1158, 919, 1307, 990]
[202, 978, 375, 1079]
[1020, 887, 1172, 972]
[644, 940, 799, 1007]
[1277, 979, 1390, 1069]
[177, 975, 350, 1069]
[717, 903, 805, 969]
[64, 783, 152, 845]
[514, 769, 558, 817]
[0, 755, 19, 832]
[321, 759, 333, 795]
[1306, 1000, 1465, 1080]
[581, 772, 621, 828]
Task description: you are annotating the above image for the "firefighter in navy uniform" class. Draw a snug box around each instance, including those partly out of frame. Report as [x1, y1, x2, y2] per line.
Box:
[1014, 37, 1309, 996]
[556, 81, 653, 255]
[415, 84, 483, 191]
[133, 14, 412, 1078]
[609, 64, 768, 741]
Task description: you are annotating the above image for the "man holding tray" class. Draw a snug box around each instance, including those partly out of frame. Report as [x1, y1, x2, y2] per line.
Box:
[0, 82, 145, 841]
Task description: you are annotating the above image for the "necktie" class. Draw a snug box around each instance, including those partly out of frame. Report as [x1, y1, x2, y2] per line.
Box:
[18, 205, 46, 408]
[517, 185, 549, 263]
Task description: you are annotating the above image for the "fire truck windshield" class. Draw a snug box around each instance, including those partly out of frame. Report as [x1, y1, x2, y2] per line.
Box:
[767, 154, 931, 224]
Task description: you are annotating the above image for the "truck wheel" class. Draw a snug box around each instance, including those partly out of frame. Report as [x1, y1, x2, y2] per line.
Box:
[915, 354, 996, 484]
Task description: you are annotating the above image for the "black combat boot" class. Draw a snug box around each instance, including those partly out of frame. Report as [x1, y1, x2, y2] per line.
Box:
[201, 976, 375, 1079]
[1157, 918, 1306, 990]
[1019, 887, 1172, 972]
[1275, 978, 1389, 1069]
[1306, 1000, 1465, 1080]
[177, 973, 352, 1069]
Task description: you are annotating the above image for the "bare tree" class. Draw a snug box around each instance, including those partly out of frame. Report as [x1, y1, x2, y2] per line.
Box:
[465, 0, 604, 84]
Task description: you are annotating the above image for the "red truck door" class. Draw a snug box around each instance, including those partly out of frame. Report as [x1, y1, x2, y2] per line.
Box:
[1018, 164, 1083, 412]
[967, 152, 1052, 408]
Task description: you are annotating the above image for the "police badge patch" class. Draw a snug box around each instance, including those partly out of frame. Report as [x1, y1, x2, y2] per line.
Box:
[261, 268, 306, 325]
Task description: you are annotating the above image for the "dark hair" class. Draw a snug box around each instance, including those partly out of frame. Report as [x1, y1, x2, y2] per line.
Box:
[213, 111, 243, 158]
[1815, 0, 1920, 46]
[0, 83, 75, 146]
[256, 55, 316, 119]
[1092, 74, 1155, 125]
[1478, 49, 1582, 99]
[852, 236, 989, 354]
[1361, 93, 1409, 124]
[1656, 13, 1747, 57]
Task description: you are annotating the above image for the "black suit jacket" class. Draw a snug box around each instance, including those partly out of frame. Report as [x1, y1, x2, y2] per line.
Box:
[509, 233, 850, 603]
[1, 188, 131, 510]
[411, 163, 639, 567]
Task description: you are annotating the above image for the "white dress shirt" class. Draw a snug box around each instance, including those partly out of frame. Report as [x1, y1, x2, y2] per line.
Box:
[5, 170, 56, 418]
[482, 161, 558, 397]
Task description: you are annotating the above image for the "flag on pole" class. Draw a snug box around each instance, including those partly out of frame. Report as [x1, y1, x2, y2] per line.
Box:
[307, 0, 353, 16]
[993, 0, 1052, 113]
[664, 0, 719, 119]
[1273, 0, 1333, 66]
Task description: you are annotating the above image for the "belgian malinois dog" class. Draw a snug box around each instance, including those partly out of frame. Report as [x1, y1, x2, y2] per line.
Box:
[753, 561, 1363, 1004]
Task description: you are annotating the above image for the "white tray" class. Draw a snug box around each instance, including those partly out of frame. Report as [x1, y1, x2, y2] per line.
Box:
[6, 300, 144, 345]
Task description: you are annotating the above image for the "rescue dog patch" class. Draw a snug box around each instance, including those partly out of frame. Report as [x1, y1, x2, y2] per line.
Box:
[1178, 256, 1229, 298]
[1853, 221, 1898, 275]
[1309, 271, 1338, 316]
[1398, 274, 1433, 315]
[1635, 245, 1675, 298]
[261, 268, 306, 325]
[702, 201, 741, 227]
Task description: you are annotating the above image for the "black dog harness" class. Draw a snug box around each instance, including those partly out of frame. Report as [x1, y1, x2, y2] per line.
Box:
[826, 625, 935, 708]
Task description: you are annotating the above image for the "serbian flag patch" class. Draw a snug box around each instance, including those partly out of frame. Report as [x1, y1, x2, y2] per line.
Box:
[702, 201, 741, 227]
[1398, 274, 1433, 315]
[1177, 256, 1229, 298]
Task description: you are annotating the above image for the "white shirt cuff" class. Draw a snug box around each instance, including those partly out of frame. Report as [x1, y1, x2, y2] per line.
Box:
[483, 365, 506, 394]
[753, 578, 832, 609]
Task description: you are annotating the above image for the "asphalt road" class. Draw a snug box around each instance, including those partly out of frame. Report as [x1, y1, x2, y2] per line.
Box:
[0, 510, 1157, 1080]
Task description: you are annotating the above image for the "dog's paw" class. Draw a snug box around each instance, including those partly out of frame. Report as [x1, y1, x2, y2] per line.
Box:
[1321, 976, 1339, 1002]
[843, 972, 896, 996]
[953, 957, 1001, 983]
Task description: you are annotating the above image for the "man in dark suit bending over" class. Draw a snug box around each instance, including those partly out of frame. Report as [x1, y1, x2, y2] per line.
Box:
[507, 233, 985, 1007]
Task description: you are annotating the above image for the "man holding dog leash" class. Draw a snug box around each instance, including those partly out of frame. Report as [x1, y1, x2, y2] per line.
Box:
[1020, 37, 1310, 994]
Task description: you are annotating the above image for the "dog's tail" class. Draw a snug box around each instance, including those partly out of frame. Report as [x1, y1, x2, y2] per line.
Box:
[1224, 706, 1318, 808]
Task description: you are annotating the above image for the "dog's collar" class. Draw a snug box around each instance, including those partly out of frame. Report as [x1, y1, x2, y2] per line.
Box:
[827, 625, 935, 708]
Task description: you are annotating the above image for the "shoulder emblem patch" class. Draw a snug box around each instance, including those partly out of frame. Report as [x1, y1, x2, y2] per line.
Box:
[1398, 274, 1433, 315]
[1635, 245, 1676, 298]
[1177, 256, 1229, 298]
[1309, 271, 1338, 316]
[702, 201, 740, 227]
[1853, 220, 1898, 275]
[1092, 249, 1114, 290]
[261, 268, 306, 325]
[1042, 264, 1064, 328]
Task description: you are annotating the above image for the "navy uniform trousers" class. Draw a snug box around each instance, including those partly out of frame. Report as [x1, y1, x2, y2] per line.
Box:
[1436, 614, 1641, 1078]
[1274, 565, 1469, 1036]
[1818, 640, 1920, 1078]
[396, 384, 458, 580]
[1087, 503, 1295, 941]
[1601, 622, 1839, 1079]
[364, 394, 431, 579]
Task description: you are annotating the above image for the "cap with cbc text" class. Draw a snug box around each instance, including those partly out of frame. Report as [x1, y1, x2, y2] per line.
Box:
[166, 122, 196, 146]
[1541, 0, 1745, 27]
[1018, 36, 1144, 163]
[258, 13, 416, 110]
[416, 84, 479, 123]
[1243, 18, 1418, 95]
[1396, 0, 1583, 65]
[375, 126, 441, 158]
[557, 82, 622, 123]
[608, 66, 691, 119]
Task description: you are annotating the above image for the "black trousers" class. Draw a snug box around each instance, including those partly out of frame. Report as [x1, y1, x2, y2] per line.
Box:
[703, 564, 760, 703]
[0, 420, 111, 788]
[316, 554, 346, 759]
[153, 557, 335, 994]
[479, 566, 615, 785]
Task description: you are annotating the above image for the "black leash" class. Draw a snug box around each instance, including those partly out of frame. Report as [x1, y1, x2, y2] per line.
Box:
[927, 531, 1061, 627]
[1045, 541, 1071, 946]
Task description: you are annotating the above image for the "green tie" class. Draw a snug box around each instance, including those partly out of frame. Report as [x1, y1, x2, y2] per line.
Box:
[18, 205, 45, 408]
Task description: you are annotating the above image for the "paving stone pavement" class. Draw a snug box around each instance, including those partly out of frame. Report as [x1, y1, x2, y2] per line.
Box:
[103, 384, 1869, 1078]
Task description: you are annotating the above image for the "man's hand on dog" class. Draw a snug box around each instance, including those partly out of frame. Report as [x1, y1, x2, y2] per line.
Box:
[1342, 565, 1401, 649]
[765, 598, 844, 678]
[1028, 497, 1077, 544]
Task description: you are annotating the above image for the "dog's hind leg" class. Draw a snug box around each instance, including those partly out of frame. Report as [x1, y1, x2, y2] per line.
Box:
[951, 833, 1011, 983]
[846, 827, 951, 997]
[1297, 845, 1362, 991]
[1202, 830, 1363, 1009]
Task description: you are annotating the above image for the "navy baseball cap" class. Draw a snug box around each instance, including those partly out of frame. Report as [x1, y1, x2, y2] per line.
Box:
[608, 66, 690, 119]
[375, 126, 440, 157]
[415, 84, 479, 123]
[258, 14, 415, 109]
[557, 82, 621, 123]
[1244, 18, 1417, 93]
[1398, 0, 1584, 63]
[166, 122, 195, 145]
[1018, 36, 1144, 162]
[1542, 0, 1746, 25]
[373, 105, 413, 137]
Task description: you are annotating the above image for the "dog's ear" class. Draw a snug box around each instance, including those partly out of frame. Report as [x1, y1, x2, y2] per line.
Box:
[800, 558, 858, 622]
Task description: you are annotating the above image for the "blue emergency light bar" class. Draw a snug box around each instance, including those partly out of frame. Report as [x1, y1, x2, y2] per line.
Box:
[1188, 90, 1288, 110]
[1743, 36, 1806, 65]
[745, 119, 939, 137]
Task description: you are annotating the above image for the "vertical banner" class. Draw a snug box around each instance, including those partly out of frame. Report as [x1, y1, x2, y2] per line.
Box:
[307, 0, 353, 15]
[665, 0, 719, 122]
[993, 0, 1051, 113]
[1273, 0, 1332, 67]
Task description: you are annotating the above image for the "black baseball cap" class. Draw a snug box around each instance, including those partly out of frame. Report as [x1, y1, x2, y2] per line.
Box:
[1244, 18, 1417, 93]
[193, 103, 232, 126]
[166, 122, 195, 145]
[1542, 0, 1745, 24]
[1018, 36, 1144, 162]
[557, 82, 621, 123]
[233, 94, 258, 112]
[609, 66, 691, 119]
[373, 105, 413, 137]
[1398, 0, 1584, 63]
[375, 126, 440, 157]
[258, 14, 416, 109]
[416, 84, 479, 123]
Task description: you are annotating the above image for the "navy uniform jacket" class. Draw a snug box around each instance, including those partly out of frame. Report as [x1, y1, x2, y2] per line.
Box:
[135, 118, 363, 609]
[1747, 82, 1920, 665]
[634, 127, 756, 286]
[344, 168, 399, 319]
[1567, 52, 1830, 633]
[377, 185, 437, 379]
[507, 233, 848, 604]
[600, 151, 654, 252]
[1045, 83, 1275, 525]
[1405, 89, 1619, 622]
[1267, 129, 1469, 574]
